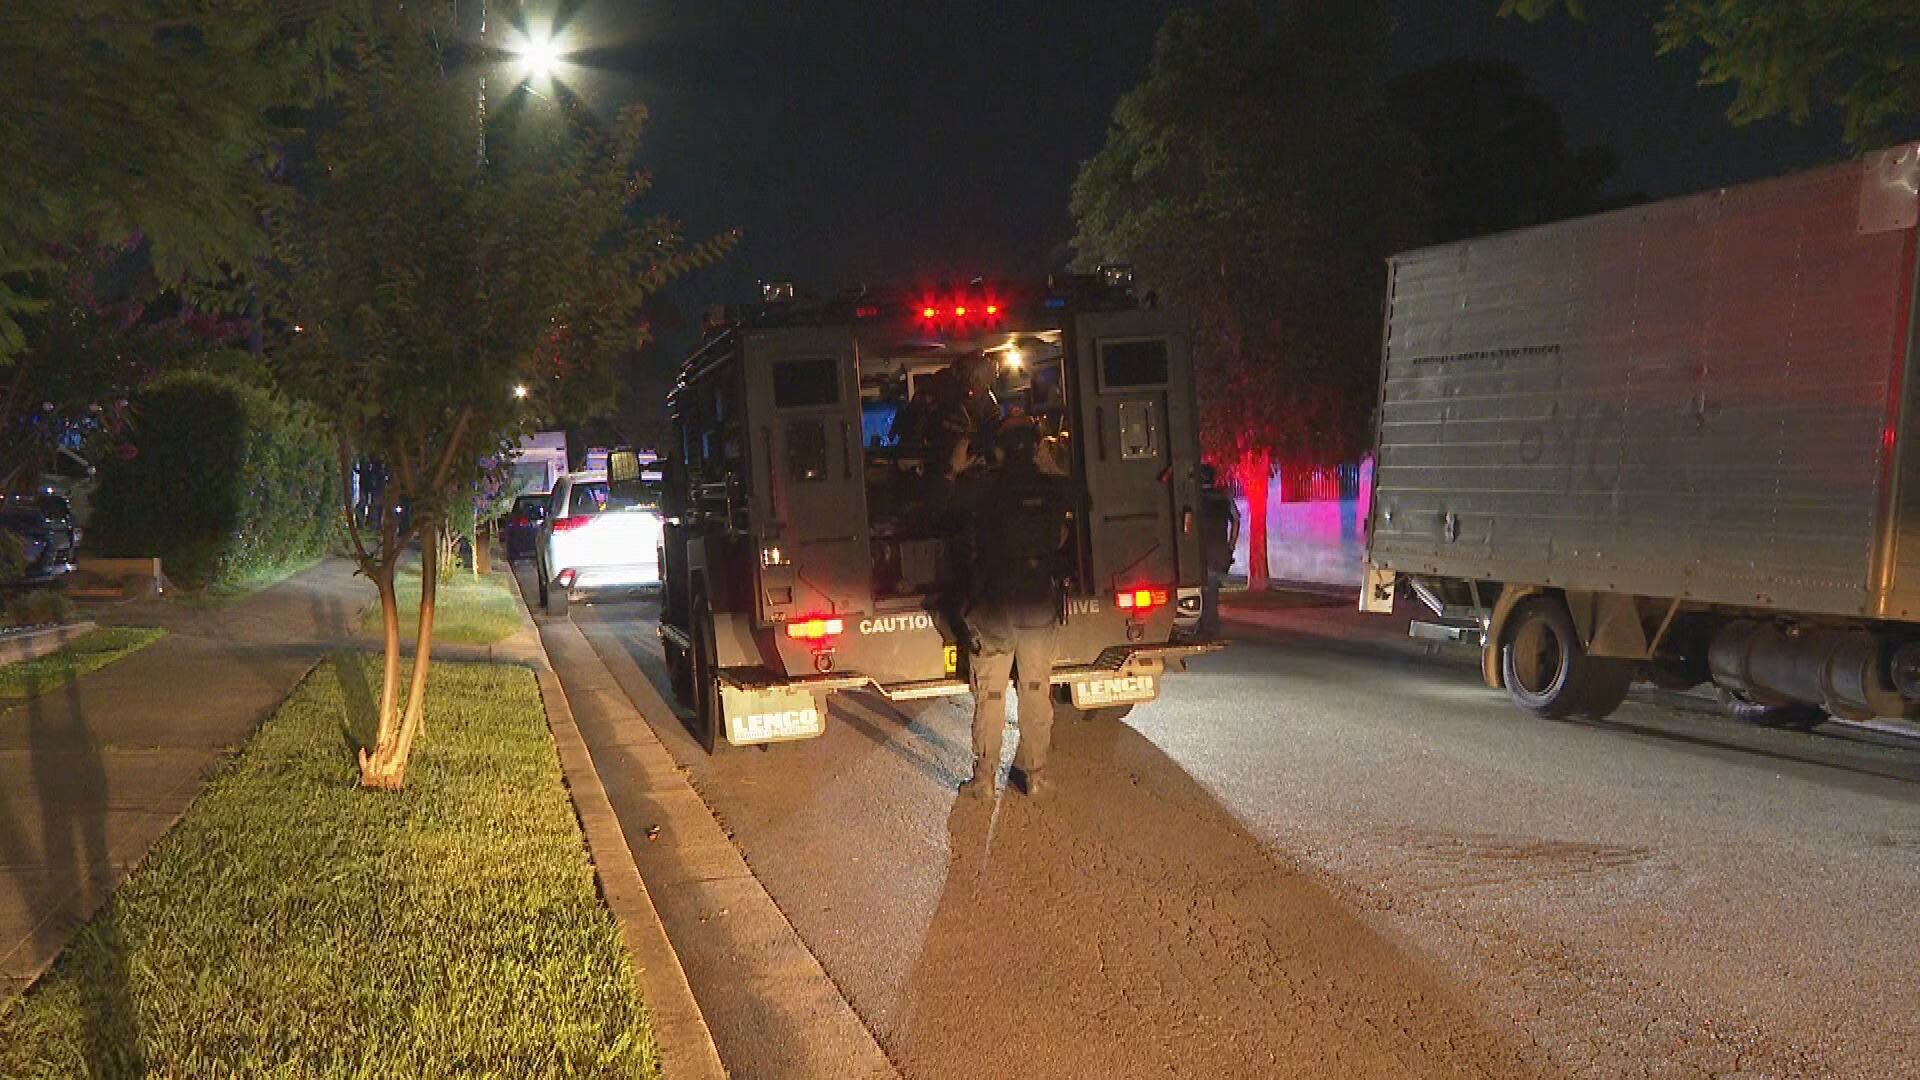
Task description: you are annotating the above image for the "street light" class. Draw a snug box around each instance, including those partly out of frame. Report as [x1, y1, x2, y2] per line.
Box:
[514, 33, 561, 81]
[513, 384, 529, 400]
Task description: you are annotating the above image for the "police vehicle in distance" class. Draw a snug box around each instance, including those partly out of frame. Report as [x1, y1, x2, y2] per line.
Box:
[651, 271, 1224, 752]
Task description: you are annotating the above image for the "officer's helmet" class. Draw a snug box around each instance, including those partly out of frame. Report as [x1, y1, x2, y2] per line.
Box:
[997, 414, 1041, 465]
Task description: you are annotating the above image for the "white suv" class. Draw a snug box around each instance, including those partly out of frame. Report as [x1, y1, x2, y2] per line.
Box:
[535, 471, 664, 615]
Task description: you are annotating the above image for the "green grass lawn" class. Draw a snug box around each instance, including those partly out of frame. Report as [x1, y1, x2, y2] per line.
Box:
[0, 658, 657, 1079]
[363, 565, 524, 646]
[0, 626, 166, 698]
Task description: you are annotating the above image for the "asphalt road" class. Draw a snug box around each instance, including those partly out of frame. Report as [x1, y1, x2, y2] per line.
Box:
[560, 591, 1920, 1079]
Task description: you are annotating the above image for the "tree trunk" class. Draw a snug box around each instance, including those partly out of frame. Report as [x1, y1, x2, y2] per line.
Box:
[474, 522, 491, 576]
[358, 562, 405, 786]
[1237, 450, 1272, 592]
[360, 523, 439, 790]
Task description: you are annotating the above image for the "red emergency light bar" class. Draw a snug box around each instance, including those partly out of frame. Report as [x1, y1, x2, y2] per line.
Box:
[1115, 587, 1169, 611]
[785, 616, 844, 641]
[916, 297, 1004, 325]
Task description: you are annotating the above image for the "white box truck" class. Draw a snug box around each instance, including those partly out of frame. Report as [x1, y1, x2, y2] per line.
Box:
[1361, 143, 1920, 726]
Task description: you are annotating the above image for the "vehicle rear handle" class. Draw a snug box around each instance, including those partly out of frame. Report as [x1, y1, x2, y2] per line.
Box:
[840, 420, 853, 480]
[761, 425, 781, 520]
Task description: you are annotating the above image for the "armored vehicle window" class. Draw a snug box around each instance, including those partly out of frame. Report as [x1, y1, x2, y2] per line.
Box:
[787, 419, 829, 483]
[1100, 339, 1170, 388]
[773, 356, 839, 409]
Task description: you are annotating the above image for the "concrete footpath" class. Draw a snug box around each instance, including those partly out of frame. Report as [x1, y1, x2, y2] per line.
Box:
[0, 558, 367, 1002]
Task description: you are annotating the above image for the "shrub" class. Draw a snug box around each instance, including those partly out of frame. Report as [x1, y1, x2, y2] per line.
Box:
[89, 372, 338, 589]
[4, 588, 73, 627]
[0, 532, 25, 584]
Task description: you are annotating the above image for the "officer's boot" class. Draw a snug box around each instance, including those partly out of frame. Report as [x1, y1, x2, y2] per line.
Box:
[1010, 765, 1049, 800]
[957, 758, 994, 799]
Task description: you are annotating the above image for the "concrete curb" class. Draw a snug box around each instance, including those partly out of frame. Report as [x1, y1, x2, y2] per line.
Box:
[0, 620, 97, 665]
[504, 560, 727, 1080]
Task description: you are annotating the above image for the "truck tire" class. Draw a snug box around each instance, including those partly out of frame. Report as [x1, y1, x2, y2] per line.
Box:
[1501, 596, 1633, 719]
[1721, 690, 1828, 731]
[665, 640, 693, 705]
[536, 560, 550, 609]
[690, 593, 723, 754]
[545, 580, 569, 618]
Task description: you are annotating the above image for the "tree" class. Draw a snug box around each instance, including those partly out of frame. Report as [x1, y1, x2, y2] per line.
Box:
[1502, 0, 1920, 148]
[1390, 58, 1624, 245]
[0, 245, 257, 493]
[279, 9, 729, 789]
[0, 2, 363, 364]
[1072, 1, 1422, 589]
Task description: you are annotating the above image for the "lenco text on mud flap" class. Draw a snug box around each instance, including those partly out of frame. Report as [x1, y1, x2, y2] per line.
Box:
[723, 685, 826, 746]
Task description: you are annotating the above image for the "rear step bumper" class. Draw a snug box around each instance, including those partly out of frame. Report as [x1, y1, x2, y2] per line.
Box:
[698, 639, 1229, 702]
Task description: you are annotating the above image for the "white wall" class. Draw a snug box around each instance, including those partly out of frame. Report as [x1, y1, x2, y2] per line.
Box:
[1230, 457, 1373, 587]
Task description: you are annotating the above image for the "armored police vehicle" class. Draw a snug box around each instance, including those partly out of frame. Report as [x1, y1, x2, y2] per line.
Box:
[653, 272, 1223, 751]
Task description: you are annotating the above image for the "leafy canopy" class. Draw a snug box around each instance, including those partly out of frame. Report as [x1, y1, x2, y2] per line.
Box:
[278, 7, 731, 540]
[1502, 0, 1920, 148]
[0, 2, 363, 361]
[1072, 1, 1422, 466]
[1390, 58, 1624, 245]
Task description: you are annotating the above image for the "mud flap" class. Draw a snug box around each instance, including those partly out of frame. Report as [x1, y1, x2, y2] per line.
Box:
[1360, 565, 1396, 614]
[722, 684, 827, 746]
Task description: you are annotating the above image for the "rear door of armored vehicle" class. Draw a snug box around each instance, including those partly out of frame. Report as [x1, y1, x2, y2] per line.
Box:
[740, 327, 873, 628]
[1067, 308, 1204, 616]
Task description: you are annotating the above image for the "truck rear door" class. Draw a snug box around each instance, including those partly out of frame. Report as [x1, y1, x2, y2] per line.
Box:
[1069, 309, 1203, 600]
[742, 328, 872, 623]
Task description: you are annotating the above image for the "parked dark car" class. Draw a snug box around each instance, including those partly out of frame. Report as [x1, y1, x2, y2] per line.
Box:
[504, 493, 549, 562]
[0, 499, 77, 583]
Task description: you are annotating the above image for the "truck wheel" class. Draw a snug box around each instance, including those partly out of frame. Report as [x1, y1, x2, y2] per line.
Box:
[536, 561, 550, 608]
[545, 580, 569, 617]
[1721, 690, 1827, 731]
[1501, 597, 1633, 719]
[665, 641, 693, 705]
[690, 595, 723, 754]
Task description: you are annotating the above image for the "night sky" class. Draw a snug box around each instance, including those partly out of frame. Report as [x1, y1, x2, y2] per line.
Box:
[552, 1, 1878, 365]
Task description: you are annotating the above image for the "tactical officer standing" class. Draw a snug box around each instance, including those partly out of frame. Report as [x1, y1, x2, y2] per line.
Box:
[956, 417, 1073, 800]
[1198, 463, 1240, 636]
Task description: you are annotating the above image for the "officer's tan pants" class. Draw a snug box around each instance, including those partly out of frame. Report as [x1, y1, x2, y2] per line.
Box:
[968, 623, 1059, 773]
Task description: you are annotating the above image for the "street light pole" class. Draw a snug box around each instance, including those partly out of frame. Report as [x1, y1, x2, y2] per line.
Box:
[456, 0, 487, 164]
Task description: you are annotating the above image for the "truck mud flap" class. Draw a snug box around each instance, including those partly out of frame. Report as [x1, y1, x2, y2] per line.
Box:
[715, 666, 867, 746]
[720, 683, 827, 746]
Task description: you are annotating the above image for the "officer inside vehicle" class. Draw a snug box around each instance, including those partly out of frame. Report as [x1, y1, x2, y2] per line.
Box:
[956, 415, 1073, 800]
[894, 352, 1000, 482]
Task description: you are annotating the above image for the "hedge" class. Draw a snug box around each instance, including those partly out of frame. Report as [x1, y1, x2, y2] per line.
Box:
[90, 372, 338, 589]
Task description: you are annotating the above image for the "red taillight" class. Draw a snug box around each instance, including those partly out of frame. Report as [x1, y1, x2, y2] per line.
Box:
[921, 305, 938, 319]
[785, 616, 844, 641]
[550, 515, 591, 532]
[510, 515, 529, 528]
[985, 303, 999, 316]
[1115, 587, 1169, 611]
